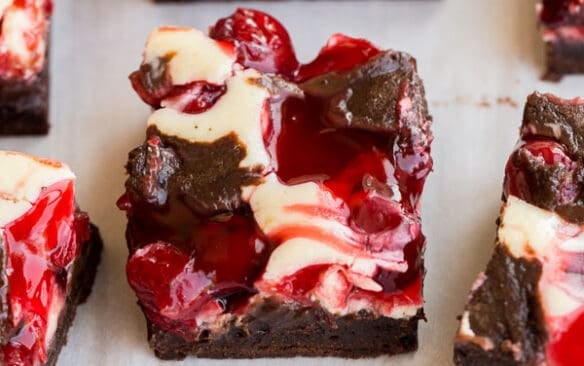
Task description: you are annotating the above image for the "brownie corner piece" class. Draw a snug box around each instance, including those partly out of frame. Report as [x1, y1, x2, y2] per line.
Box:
[0, 63, 50, 135]
[0, 151, 103, 365]
[0, 1, 52, 135]
[120, 8, 432, 361]
[539, 0, 584, 80]
[454, 93, 584, 365]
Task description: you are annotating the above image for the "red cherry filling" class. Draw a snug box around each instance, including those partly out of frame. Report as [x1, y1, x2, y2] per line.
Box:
[1, 180, 89, 366]
[504, 140, 578, 204]
[268, 78, 427, 295]
[127, 242, 214, 336]
[350, 191, 403, 234]
[190, 215, 267, 284]
[547, 310, 584, 365]
[209, 8, 299, 78]
[129, 60, 226, 114]
[296, 34, 381, 82]
[540, 0, 580, 23]
[129, 56, 173, 108]
[126, 213, 267, 336]
[161, 82, 226, 114]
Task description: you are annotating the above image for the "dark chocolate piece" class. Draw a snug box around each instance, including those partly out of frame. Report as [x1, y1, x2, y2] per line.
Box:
[513, 92, 584, 223]
[522, 93, 584, 158]
[454, 244, 546, 366]
[0, 59, 49, 135]
[505, 146, 582, 220]
[126, 126, 264, 217]
[301, 51, 429, 135]
[455, 92, 584, 365]
[44, 224, 103, 366]
[148, 301, 423, 360]
[544, 40, 584, 81]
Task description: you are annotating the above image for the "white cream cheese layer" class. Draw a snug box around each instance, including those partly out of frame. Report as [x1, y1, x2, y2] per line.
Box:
[0, 151, 75, 360]
[0, 1, 50, 79]
[499, 196, 584, 319]
[0, 151, 74, 227]
[250, 174, 405, 283]
[148, 69, 271, 170]
[144, 27, 236, 86]
[0, 0, 11, 17]
[249, 174, 418, 317]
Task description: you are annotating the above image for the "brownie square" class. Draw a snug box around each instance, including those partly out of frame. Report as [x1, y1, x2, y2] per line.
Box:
[0, 2, 52, 135]
[120, 8, 433, 361]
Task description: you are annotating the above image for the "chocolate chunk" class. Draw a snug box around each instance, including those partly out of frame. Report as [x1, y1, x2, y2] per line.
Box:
[149, 127, 264, 216]
[126, 135, 180, 207]
[129, 53, 175, 107]
[505, 146, 582, 214]
[522, 92, 584, 159]
[455, 244, 547, 365]
[300, 51, 428, 135]
[518, 93, 584, 223]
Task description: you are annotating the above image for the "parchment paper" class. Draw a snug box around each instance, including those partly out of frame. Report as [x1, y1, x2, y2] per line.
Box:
[2, 0, 583, 364]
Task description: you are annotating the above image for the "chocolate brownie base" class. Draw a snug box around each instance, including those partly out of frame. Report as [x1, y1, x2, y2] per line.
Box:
[453, 244, 546, 365]
[0, 59, 49, 135]
[544, 39, 584, 81]
[44, 224, 103, 366]
[147, 300, 423, 360]
[454, 342, 520, 366]
[454, 244, 547, 366]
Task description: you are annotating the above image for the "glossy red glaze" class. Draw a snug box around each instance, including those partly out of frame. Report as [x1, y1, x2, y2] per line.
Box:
[130, 66, 227, 115]
[126, 222, 266, 336]
[162, 82, 226, 114]
[210, 8, 299, 78]
[1, 179, 87, 366]
[273, 265, 330, 299]
[128, 69, 170, 108]
[296, 34, 381, 82]
[191, 215, 266, 284]
[272, 90, 426, 292]
[123, 198, 268, 332]
[375, 236, 424, 293]
[547, 310, 584, 366]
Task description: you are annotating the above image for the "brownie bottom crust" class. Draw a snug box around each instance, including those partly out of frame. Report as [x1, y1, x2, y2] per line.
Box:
[454, 342, 521, 366]
[44, 224, 103, 366]
[544, 39, 584, 81]
[146, 298, 423, 360]
[0, 61, 49, 136]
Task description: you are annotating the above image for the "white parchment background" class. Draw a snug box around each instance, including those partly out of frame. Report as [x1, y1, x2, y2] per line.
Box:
[1, 0, 583, 365]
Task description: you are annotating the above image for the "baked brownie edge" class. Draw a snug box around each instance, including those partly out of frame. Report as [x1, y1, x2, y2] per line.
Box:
[0, 47, 50, 136]
[148, 300, 422, 360]
[544, 39, 584, 81]
[453, 244, 546, 366]
[44, 224, 103, 366]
